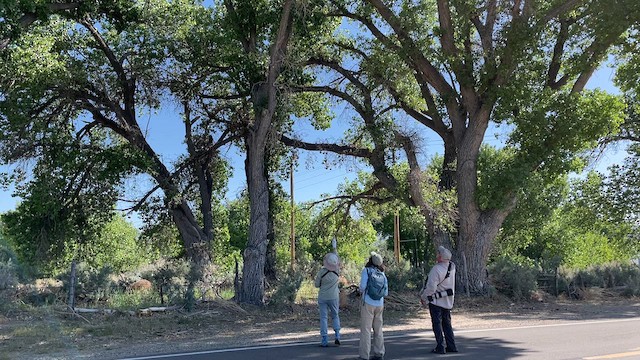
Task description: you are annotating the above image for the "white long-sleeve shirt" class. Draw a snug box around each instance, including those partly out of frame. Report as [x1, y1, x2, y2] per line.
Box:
[423, 261, 456, 309]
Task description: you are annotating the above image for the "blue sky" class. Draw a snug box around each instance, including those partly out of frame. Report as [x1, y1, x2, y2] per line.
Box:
[0, 65, 629, 215]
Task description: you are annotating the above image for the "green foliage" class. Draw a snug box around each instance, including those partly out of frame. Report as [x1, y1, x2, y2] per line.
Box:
[488, 256, 538, 300]
[383, 256, 424, 292]
[108, 290, 159, 311]
[0, 222, 25, 289]
[269, 268, 304, 305]
[497, 168, 638, 270]
[87, 214, 146, 272]
[142, 259, 189, 306]
[560, 263, 640, 290]
[59, 263, 115, 305]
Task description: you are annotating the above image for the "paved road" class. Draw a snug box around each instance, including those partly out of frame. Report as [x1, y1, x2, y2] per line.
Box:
[119, 317, 640, 360]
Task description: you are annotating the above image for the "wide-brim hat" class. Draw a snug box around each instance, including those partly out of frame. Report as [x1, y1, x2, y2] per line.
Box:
[438, 246, 452, 260]
[323, 253, 340, 272]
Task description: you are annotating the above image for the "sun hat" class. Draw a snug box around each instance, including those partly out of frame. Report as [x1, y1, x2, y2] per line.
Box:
[323, 252, 340, 272]
[438, 246, 452, 260]
[370, 251, 383, 266]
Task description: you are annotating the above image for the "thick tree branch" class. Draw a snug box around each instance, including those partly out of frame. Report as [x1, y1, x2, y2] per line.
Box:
[80, 18, 136, 121]
[281, 135, 372, 158]
[547, 18, 571, 89]
[293, 85, 369, 118]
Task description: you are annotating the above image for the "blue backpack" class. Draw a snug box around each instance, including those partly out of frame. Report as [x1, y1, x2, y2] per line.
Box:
[366, 267, 387, 300]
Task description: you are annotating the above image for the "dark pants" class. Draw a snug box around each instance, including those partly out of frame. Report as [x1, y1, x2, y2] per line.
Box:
[429, 303, 456, 351]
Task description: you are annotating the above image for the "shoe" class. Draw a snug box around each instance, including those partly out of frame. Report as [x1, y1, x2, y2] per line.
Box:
[370, 356, 384, 360]
[320, 342, 328, 347]
[335, 339, 340, 345]
[445, 347, 458, 353]
[431, 348, 446, 354]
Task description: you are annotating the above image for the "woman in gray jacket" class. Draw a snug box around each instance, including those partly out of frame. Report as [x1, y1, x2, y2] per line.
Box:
[314, 252, 341, 347]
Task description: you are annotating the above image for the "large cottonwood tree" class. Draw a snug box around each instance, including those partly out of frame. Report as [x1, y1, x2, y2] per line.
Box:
[0, 0, 236, 274]
[284, 0, 638, 293]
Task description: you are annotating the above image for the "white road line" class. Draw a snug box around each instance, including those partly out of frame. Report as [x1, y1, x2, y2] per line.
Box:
[118, 317, 640, 360]
[583, 350, 640, 359]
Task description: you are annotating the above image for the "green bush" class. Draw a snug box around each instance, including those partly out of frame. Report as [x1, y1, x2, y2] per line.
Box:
[384, 258, 424, 292]
[488, 255, 538, 300]
[142, 258, 189, 305]
[623, 272, 640, 297]
[58, 263, 115, 305]
[559, 262, 640, 297]
[270, 269, 303, 305]
[0, 238, 24, 289]
[0, 262, 18, 290]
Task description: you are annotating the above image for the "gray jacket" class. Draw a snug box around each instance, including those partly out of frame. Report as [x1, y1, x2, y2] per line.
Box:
[314, 268, 340, 301]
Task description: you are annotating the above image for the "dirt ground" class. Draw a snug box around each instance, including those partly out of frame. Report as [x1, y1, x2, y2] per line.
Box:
[1, 291, 639, 360]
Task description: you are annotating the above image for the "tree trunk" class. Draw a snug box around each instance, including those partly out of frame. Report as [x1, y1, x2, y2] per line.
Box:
[67, 260, 77, 310]
[170, 199, 211, 270]
[454, 124, 513, 294]
[237, 0, 294, 305]
[264, 185, 277, 284]
[239, 131, 269, 305]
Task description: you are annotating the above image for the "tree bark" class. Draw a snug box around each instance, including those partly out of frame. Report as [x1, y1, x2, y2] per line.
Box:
[170, 199, 211, 270]
[264, 184, 278, 284]
[239, 132, 269, 305]
[237, 0, 295, 305]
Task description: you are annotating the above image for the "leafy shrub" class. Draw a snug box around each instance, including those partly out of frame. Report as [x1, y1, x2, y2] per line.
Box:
[384, 258, 424, 292]
[109, 290, 159, 310]
[0, 238, 24, 290]
[488, 255, 538, 300]
[58, 263, 115, 305]
[559, 262, 640, 297]
[337, 259, 363, 286]
[141, 258, 189, 305]
[270, 269, 303, 305]
[623, 273, 640, 297]
[0, 261, 18, 290]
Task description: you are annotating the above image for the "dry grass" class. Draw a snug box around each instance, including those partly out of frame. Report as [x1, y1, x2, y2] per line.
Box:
[1, 290, 639, 360]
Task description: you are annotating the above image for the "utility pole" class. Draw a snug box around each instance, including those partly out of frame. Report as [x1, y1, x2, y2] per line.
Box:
[290, 155, 296, 269]
[394, 211, 400, 262]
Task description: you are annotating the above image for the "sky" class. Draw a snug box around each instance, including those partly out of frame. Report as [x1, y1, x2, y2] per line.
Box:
[0, 64, 630, 216]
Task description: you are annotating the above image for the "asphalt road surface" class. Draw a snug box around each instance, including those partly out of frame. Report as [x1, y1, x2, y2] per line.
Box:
[119, 317, 640, 360]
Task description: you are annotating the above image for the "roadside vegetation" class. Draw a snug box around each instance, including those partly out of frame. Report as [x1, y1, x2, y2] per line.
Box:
[1, 0, 640, 358]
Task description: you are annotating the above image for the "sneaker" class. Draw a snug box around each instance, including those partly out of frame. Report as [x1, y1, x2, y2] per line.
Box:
[445, 347, 458, 353]
[320, 342, 328, 347]
[335, 339, 340, 345]
[431, 348, 446, 354]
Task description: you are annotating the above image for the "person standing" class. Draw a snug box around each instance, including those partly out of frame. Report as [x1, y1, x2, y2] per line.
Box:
[421, 246, 458, 354]
[357, 251, 388, 360]
[314, 252, 341, 347]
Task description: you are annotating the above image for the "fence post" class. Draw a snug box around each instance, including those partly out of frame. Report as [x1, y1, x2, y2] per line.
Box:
[67, 260, 76, 310]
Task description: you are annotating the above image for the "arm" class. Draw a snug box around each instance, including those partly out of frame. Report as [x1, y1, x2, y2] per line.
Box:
[424, 266, 441, 296]
[314, 269, 325, 288]
[359, 268, 369, 293]
[383, 275, 389, 297]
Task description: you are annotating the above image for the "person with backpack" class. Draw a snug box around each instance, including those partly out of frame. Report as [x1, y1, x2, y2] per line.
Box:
[357, 251, 388, 360]
[420, 246, 458, 354]
[314, 252, 341, 347]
